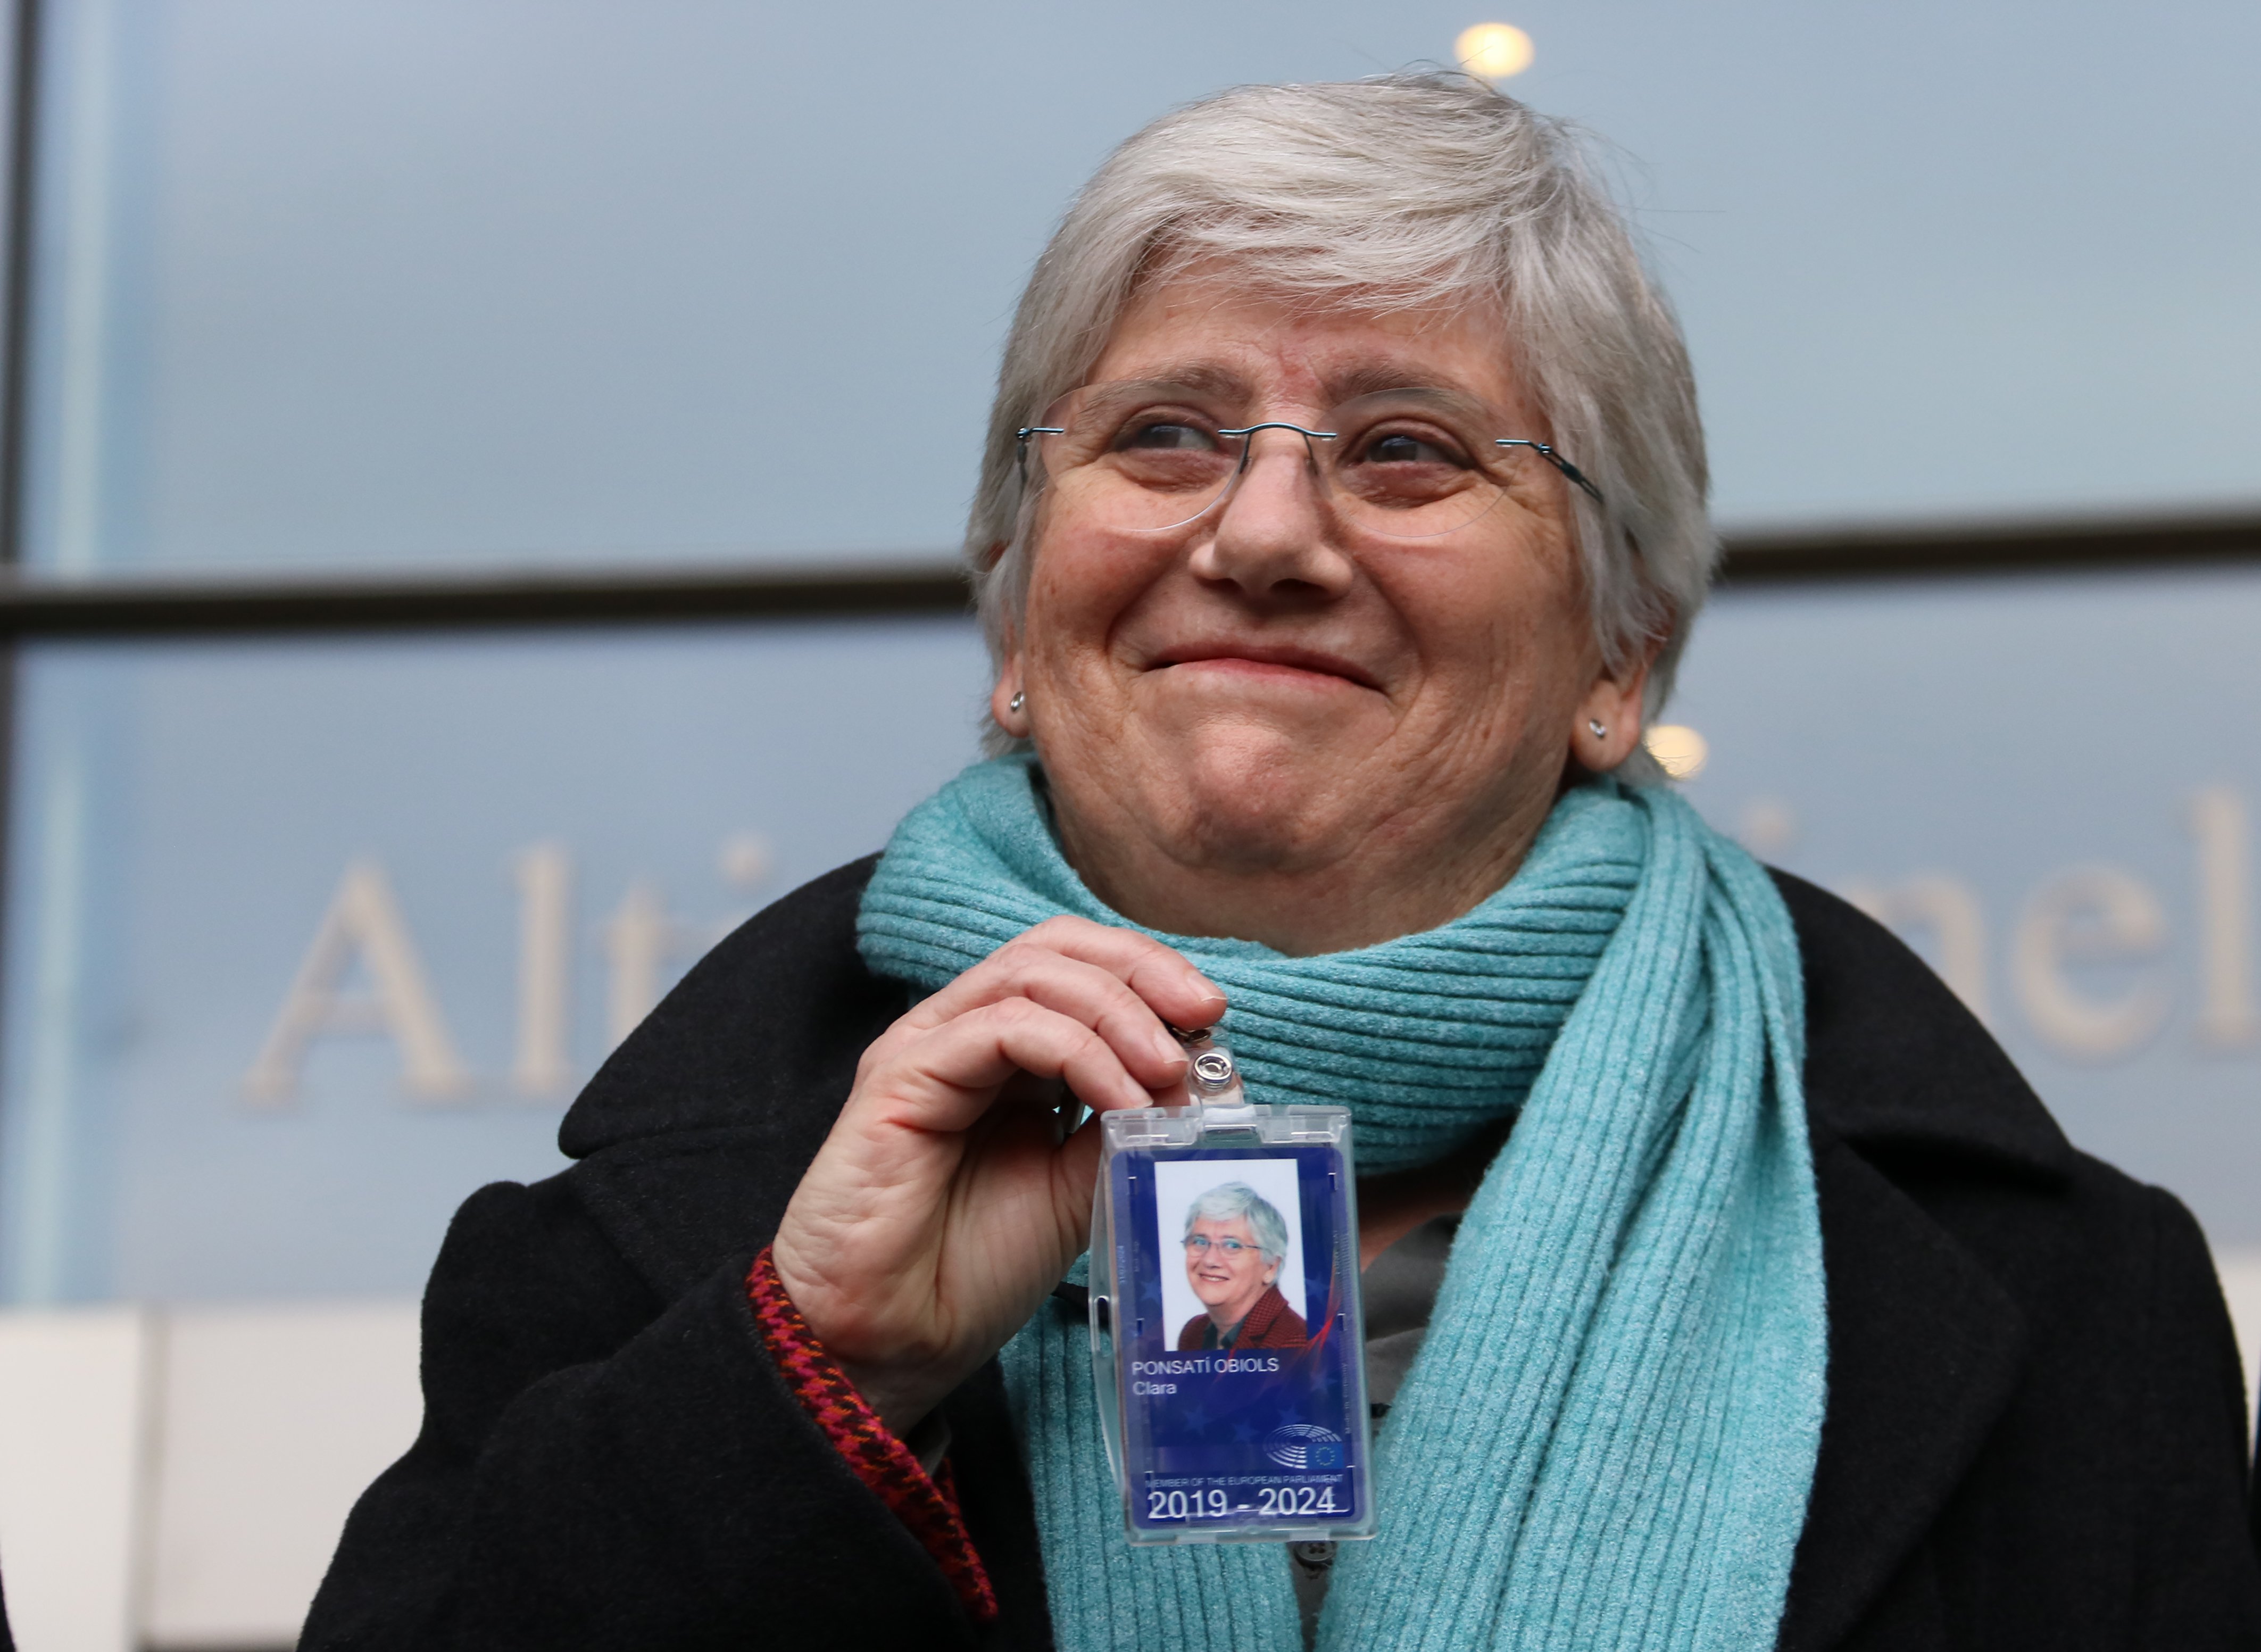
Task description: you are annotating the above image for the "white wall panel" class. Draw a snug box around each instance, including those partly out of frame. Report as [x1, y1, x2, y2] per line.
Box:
[0, 1308, 149, 1652]
[2217, 1249, 2261, 1443]
[143, 1302, 421, 1649]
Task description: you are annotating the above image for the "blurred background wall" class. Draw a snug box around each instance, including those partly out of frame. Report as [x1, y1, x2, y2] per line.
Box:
[0, 1, 2250, 1646]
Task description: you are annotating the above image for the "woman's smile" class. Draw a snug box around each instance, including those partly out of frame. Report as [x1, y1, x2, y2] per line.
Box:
[1144, 640, 1383, 702]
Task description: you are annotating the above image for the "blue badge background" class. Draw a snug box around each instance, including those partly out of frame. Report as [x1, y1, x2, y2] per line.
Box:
[1110, 1142, 1366, 1534]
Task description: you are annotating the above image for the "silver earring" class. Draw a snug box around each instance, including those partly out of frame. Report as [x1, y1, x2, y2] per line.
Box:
[1009, 691, 1026, 715]
[1587, 718, 1608, 740]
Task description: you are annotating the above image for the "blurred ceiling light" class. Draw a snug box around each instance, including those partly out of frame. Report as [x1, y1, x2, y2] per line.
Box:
[1735, 797, 1799, 858]
[1456, 23, 1535, 80]
[1644, 724, 1709, 781]
[719, 832, 776, 891]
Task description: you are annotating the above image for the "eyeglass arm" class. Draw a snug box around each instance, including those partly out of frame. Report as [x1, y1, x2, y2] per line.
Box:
[1015, 426, 1067, 486]
[1495, 439, 1605, 507]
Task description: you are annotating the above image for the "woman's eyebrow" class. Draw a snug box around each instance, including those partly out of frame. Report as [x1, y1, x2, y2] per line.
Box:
[1321, 366, 1486, 408]
[1109, 363, 1250, 400]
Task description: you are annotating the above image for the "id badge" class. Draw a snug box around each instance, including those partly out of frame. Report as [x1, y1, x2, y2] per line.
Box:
[1089, 1030, 1376, 1545]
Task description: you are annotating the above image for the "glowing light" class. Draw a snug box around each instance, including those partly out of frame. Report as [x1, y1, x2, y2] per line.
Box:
[1644, 724, 1709, 781]
[1456, 23, 1535, 80]
[1735, 797, 1798, 857]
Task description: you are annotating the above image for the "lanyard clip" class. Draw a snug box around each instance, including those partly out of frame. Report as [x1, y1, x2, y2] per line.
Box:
[1166, 1024, 1247, 1113]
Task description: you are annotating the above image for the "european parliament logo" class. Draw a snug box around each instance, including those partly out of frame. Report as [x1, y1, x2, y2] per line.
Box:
[1264, 1424, 1344, 1471]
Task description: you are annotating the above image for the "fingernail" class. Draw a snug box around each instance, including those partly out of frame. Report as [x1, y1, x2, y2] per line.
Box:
[1192, 973, 1224, 1000]
[1151, 1028, 1185, 1066]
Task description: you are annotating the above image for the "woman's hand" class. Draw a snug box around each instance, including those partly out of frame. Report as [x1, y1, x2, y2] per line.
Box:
[770, 917, 1227, 1434]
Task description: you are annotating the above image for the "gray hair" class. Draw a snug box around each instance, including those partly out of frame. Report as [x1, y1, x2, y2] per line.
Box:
[1182, 1181, 1290, 1266]
[966, 70, 1713, 781]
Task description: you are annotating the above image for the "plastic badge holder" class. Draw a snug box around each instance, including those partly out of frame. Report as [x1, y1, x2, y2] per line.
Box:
[1090, 1030, 1376, 1545]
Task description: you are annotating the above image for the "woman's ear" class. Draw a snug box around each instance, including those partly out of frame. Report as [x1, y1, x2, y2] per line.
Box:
[991, 651, 1030, 738]
[1572, 653, 1657, 774]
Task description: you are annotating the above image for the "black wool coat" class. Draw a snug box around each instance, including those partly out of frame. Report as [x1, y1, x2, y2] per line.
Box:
[302, 858, 2261, 1651]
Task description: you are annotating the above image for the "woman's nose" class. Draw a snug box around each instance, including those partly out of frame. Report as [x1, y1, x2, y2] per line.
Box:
[1190, 433, 1356, 602]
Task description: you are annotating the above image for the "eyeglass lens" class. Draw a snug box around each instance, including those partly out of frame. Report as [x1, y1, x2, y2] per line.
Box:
[1025, 380, 1584, 540]
[1183, 1235, 1250, 1256]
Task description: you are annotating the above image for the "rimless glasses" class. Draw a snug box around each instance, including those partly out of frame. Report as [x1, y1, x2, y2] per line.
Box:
[1017, 379, 1603, 541]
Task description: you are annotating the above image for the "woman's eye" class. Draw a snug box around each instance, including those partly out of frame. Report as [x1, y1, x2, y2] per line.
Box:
[1119, 421, 1216, 452]
[1365, 432, 1462, 466]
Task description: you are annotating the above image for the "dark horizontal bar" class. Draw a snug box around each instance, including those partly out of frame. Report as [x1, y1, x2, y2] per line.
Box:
[1717, 507, 2261, 585]
[0, 560, 975, 638]
[0, 508, 2254, 638]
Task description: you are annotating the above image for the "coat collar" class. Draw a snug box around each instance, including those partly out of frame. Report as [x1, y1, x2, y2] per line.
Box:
[1779, 1123, 2028, 1650]
[1774, 869, 2073, 1184]
[1772, 871, 2062, 1648]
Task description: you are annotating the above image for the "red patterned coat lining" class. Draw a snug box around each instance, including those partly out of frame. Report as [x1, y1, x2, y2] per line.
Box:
[747, 1246, 999, 1628]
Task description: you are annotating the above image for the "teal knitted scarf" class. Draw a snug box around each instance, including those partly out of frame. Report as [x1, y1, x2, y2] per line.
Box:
[858, 756, 1825, 1652]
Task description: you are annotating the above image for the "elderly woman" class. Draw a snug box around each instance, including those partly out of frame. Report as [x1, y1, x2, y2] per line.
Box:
[1178, 1182, 1307, 1351]
[305, 73, 2260, 1651]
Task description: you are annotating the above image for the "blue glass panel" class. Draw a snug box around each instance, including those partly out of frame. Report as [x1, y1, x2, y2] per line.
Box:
[0, 618, 990, 1301]
[1675, 564, 2261, 1244]
[13, 0, 2260, 574]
